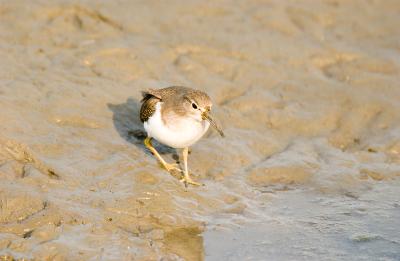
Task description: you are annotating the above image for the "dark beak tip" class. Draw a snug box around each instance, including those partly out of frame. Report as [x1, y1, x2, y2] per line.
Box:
[203, 112, 225, 138]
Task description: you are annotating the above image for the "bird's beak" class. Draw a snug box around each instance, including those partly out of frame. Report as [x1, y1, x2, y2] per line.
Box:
[202, 111, 225, 137]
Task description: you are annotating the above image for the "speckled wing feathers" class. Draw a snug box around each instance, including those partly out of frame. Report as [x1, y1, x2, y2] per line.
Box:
[140, 91, 160, 123]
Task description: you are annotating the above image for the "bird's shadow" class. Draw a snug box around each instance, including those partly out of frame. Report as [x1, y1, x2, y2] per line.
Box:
[107, 98, 178, 159]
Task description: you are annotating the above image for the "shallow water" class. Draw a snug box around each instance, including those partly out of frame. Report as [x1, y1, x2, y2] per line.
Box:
[0, 0, 400, 260]
[205, 183, 400, 261]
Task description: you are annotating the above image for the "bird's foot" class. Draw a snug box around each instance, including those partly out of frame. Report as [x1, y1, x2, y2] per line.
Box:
[161, 162, 183, 173]
[179, 175, 203, 187]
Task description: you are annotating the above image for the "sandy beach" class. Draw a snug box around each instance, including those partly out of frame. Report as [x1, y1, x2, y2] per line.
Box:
[0, 0, 400, 260]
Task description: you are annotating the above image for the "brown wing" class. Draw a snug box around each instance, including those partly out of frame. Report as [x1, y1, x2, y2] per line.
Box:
[140, 91, 161, 123]
[139, 86, 194, 122]
[141, 89, 162, 100]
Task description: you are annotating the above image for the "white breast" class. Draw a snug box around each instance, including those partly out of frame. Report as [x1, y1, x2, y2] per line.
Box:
[144, 102, 210, 149]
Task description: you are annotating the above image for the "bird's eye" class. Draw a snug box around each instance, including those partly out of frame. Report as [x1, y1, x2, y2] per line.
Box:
[192, 103, 198, 109]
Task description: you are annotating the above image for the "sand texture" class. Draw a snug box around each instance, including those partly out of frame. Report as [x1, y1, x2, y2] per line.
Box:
[0, 0, 400, 260]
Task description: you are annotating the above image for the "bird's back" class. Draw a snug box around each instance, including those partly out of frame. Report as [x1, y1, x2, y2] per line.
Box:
[140, 86, 193, 122]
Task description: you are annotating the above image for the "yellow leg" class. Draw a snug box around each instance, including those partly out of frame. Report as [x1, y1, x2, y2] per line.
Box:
[144, 137, 182, 173]
[180, 147, 202, 187]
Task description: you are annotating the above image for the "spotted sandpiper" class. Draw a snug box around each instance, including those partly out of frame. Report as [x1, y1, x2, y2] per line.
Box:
[139, 86, 224, 187]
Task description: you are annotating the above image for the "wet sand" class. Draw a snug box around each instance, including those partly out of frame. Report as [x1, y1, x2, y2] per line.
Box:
[0, 0, 400, 260]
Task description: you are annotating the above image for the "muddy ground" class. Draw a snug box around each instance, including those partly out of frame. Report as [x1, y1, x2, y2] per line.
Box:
[0, 0, 399, 260]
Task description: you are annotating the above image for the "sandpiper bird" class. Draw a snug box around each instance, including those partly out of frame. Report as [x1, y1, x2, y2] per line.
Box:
[139, 86, 224, 186]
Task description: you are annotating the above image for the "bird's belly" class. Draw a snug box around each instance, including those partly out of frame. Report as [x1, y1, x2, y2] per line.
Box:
[144, 109, 209, 149]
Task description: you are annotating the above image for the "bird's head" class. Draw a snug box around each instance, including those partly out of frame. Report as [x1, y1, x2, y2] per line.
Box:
[183, 91, 225, 137]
